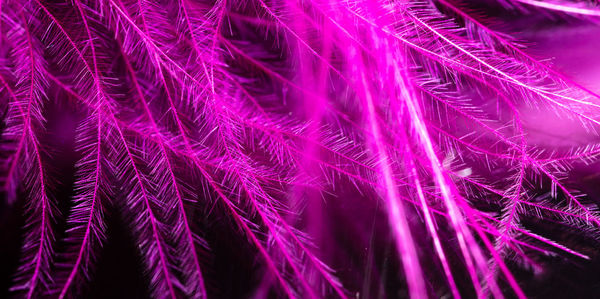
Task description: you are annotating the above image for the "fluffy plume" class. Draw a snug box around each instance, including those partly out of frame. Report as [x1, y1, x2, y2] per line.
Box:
[1, 0, 600, 298]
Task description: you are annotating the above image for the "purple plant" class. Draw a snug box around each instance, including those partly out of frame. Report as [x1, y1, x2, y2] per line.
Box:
[1, 0, 600, 298]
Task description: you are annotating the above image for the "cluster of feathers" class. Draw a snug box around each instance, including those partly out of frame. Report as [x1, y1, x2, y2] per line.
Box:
[1, 0, 600, 298]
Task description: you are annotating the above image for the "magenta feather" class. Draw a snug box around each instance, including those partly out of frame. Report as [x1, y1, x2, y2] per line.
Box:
[2, 0, 600, 298]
